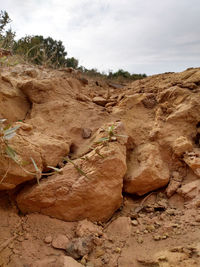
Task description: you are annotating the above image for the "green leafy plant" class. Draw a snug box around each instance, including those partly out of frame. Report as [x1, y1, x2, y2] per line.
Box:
[30, 158, 63, 185]
[89, 146, 105, 159]
[95, 125, 128, 144]
[0, 11, 15, 50]
[0, 119, 20, 162]
[59, 126, 128, 180]
[13, 35, 68, 68]
[0, 119, 21, 184]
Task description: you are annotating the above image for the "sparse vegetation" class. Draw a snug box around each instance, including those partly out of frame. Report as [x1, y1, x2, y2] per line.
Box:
[0, 119, 62, 185]
[64, 157, 89, 179]
[65, 57, 79, 69]
[0, 10, 15, 50]
[108, 69, 147, 81]
[13, 35, 68, 68]
[77, 66, 147, 82]
[0, 9, 147, 81]
[61, 126, 127, 179]
[95, 125, 128, 144]
[0, 119, 20, 162]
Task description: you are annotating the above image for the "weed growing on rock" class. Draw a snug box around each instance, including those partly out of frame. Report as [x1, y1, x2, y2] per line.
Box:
[0, 119, 21, 184]
[0, 119, 20, 162]
[0, 119, 62, 185]
[62, 124, 128, 179]
[31, 158, 63, 185]
[89, 146, 105, 159]
[95, 124, 128, 144]
[64, 157, 89, 179]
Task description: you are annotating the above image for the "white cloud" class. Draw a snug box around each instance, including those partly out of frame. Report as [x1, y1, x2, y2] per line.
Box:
[1, 0, 200, 75]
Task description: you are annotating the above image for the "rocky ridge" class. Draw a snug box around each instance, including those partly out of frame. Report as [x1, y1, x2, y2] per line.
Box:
[1, 65, 200, 266]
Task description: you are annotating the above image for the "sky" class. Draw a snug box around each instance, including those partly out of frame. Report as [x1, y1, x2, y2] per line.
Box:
[1, 0, 200, 75]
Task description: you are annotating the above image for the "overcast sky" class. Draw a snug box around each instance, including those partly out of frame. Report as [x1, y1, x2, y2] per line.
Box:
[1, 0, 200, 75]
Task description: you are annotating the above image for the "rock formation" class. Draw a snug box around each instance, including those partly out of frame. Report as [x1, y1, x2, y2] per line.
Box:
[1, 65, 200, 223]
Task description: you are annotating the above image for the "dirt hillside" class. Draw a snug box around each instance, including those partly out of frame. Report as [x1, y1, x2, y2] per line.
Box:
[1, 65, 200, 266]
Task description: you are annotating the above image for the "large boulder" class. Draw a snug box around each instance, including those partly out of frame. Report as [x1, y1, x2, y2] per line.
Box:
[124, 143, 169, 195]
[0, 74, 30, 122]
[0, 125, 69, 190]
[16, 141, 127, 222]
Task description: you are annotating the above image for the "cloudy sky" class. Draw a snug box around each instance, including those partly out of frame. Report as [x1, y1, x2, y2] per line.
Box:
[1, 0, 200, 75]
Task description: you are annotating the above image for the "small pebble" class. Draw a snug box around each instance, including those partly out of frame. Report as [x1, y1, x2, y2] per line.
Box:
[146, 225, 155, 232]
[131, 220, 138, 226]
[158, 255, 167, 261]
[115, 247, 121, 253]
[137, 237, 143, 244]
[153, 235, 160, 241]
[166, 209, 176, 215]
[44, 235, 52, 244]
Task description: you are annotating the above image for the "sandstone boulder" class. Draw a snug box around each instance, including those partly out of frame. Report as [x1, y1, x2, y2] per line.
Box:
[124, 143, 169, 195]
[18, 80, 54, 104]
[29, 132, 70, 167]
[177, 180, 200, 200]
[166, 98, 200, 123]
[16, 141, 127, 222]
[0, 133, 42, 190]
[0, 129, 69, 190]
[0, 75, 30, 122]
